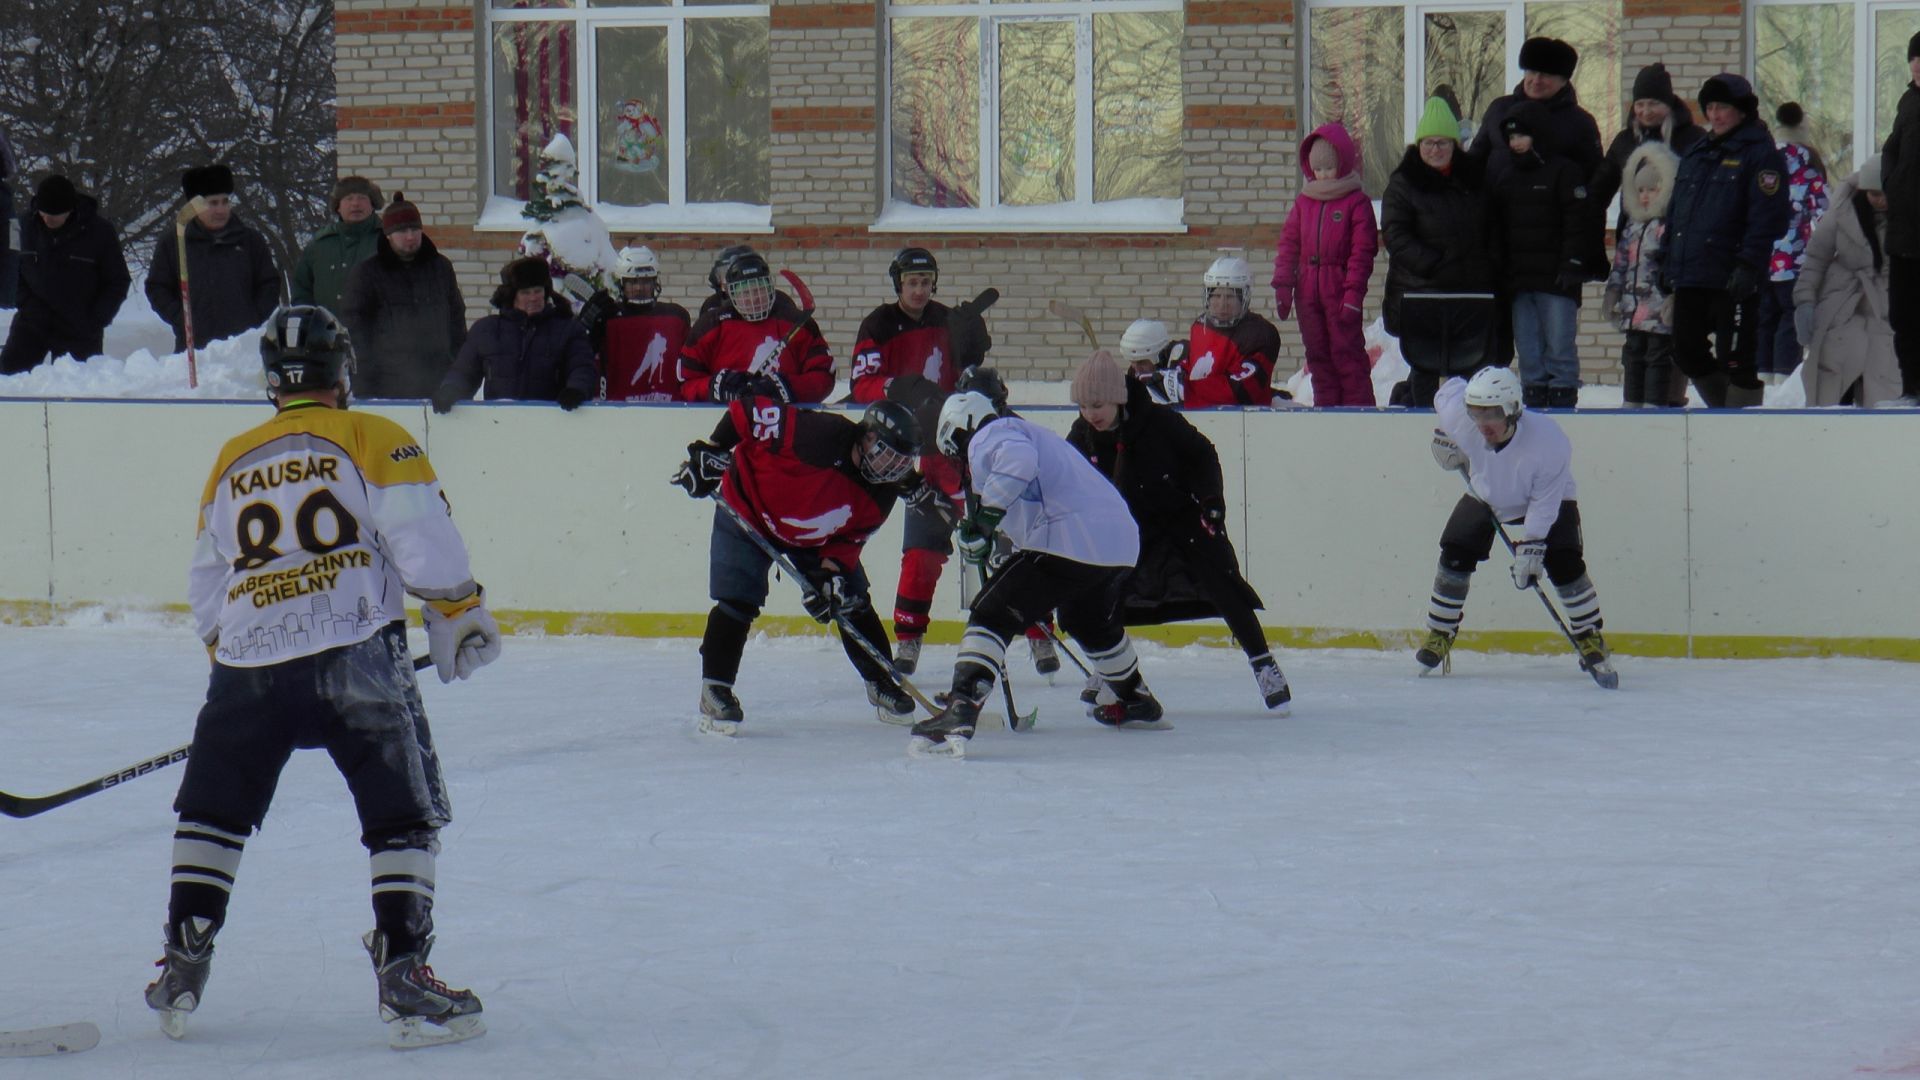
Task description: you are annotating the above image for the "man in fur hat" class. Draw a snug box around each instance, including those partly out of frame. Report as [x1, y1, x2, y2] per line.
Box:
[145, 164, 283, 352]
[433, 256, 594, 412]
[1469, 37, 1603, 188]
[292, 176, 384, 313]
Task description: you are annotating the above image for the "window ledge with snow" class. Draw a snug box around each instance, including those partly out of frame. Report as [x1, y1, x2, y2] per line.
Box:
[476, 197, 773, 234]
[870, 198, 1186, 234]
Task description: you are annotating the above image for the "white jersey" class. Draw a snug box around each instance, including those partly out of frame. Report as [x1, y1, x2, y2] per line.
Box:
[1435, 377, 1576, 540]
[967, 416, 1139, 568]
[189, 401, 478, 667]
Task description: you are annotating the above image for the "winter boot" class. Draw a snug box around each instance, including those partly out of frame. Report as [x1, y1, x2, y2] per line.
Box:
[1091, 679, 1170, 730]
[909, 691, 982, 758]
[364, 930, 485, 1049]
[698, 680, 744, 736]
[1522, 383, 1551, 409]
[145, 917, 216, 1040]
[1250, 654, 1292, 714]
[1546, 385, 1579, 409]
[866, 679, 916, 726]
[892, 635, 922, 676]
[1415, 628, 1456, 675]
[1029, 635, 1061, 678]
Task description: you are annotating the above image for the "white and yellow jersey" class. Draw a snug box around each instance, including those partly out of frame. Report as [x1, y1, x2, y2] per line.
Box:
[190, 401, 478, 667]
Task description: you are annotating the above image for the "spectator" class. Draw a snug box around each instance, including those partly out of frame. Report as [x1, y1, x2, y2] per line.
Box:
[1794, 155, 1899, 406]
[678, 252, 835, 403]
[1488, 101, 1594, 408]
[1382, 97, 1498, 408]
[1116, 318, 1188, 405]
[1165, 256, 1281, 409]
[1470, 37, 1605, 187]
[0, 126, 17, 308]
[1879, 31, 1920, 404]
[1663, 74, 1789, 408]
[0, 175, 132, 374]
[433, 256, 595, 413]
[1592, 64, 1704, 215]
[338, 194, 466, 399]
[1757, 104, 1830, 386]
[291, 176, 384, 313]
[1602, 144, 1681, 408]
[580, 244, 692, 402]
[1273, 122, 1380, 406]
[145, 164, 282, 352]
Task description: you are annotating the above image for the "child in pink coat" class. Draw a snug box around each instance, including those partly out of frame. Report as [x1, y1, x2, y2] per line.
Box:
[1273, 123, 1380, 406]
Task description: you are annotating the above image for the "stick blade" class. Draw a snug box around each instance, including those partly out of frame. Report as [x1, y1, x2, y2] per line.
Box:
[778, 268, 813, 312]
[0, 1022, 101, 1058]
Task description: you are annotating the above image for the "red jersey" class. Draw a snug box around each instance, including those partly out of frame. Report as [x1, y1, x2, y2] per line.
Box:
[850, 300, 958, 404]
[679, 292, 834, 403]
[1181, 314, 1281, 408]
[600, 301, 691, 402]
[710, 398, 899, 568]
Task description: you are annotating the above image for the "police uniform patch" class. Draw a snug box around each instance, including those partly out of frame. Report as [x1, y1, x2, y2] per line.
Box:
[1758, 169, 1782, 196]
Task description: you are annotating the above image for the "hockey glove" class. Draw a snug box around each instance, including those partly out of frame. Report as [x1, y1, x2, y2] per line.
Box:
[1430, 430, 1467, 473]
[556, 386, 589, 411]
[575, 290, 617, 339]
[422, 592, 503, 684]
[1510, 539, 1547, 591]
[957, 505, 1006, 566]
[1158, 367, 1185, 405]
[1725, 263, 1760, 303]
[710, 370, 790, 404]
[671, 441, 732, 498]
[801, 572, 866, 625]
[905, 480, 960, 530]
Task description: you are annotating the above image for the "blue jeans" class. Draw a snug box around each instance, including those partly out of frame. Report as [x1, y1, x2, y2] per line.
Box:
[1511, 291, 1580, 389]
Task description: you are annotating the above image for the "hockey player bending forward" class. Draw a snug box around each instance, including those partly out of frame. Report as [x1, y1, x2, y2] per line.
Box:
[673, 395, 926, 733]
[911, 391, 1167, 758]
[1419, 366, 1610, 674]
[148, 306, 500, 1049]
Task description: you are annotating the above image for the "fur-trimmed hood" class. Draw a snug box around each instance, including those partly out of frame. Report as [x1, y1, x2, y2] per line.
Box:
[1623, 142, 1679, 223]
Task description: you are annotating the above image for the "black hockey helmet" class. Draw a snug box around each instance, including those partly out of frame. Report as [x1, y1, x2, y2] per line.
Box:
[708, 243, 756, 294]
[724, 252, 776, 322]
[888, 246, 939, 294]
[857, 399, 921, 484]
[261, 304, 354, 398]
[953, 364, 1010, 413]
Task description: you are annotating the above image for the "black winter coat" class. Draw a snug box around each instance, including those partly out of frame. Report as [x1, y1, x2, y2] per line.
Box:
[1489, 151, 1590, 298]
[438, 292, 596, 403]
[338, 233, 468, 399]
[1380, 146, 1497, 335]
[144, 213, 282, 351]
[15, 194, 131, 345]
[1469, 82, 1605, 188]
[1881, 82, 1920, 257]
[1664, 118, 1791, 289]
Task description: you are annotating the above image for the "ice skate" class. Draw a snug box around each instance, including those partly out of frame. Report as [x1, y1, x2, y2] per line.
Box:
[364, 930, 485, 1050]
[1091, 689, 1170, 730]
[1029, 635, 1061, 680]
[1415, 628, 1455, 675]
[892, 635, 922, 676]
[908, 696, 979, 758]
[698, 680, 744, 736]
[1573, 629, 1619, 689]
[144, 917, 215, 1040]
[866, 679, 916, 726]
[1251, 655, 1292, 715]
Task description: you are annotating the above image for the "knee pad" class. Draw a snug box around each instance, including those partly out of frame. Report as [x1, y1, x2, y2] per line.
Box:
[364, 824, 440, 855]
[713, 599, 761, 626]
[1438, 547, 1480, 575]
[1544, 549, 1587, 586]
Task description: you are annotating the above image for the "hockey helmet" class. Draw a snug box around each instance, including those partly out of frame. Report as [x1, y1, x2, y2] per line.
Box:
[1464, 365, 1524, 419]
[260, 305, 354, 398]
[616, 244, 659, 281]
[708, 243, 756, 294]
[724, 252, 776, 322]
[1201, 256, 1252, 328]
[857, 399, 922, 484]
[888, 246, 939, 294]
[953, 364, 1010, 412]
[936, 390, 1000, 458]
[1118, 319, 1172, 365]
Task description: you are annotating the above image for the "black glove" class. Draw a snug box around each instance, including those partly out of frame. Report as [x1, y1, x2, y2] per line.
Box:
[670, 441, 731, 498]
[431, 384, 464, 415]
[948, 289, 999, 368]
[556, 386, 589, 411]
[1553, 261, 1587, 293]
[905, 480, 959, 529]
[710, 369, 790, 403]
[802, 572, 866, 624]
[576, 290, 617, 338]
[1726, 263, 1760, 303]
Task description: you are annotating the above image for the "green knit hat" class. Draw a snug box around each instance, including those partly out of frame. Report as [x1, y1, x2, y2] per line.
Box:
[1414, 97, 1460, 144]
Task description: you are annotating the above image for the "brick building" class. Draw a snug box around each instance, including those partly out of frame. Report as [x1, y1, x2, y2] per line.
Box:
[334, 0, 1892, 388]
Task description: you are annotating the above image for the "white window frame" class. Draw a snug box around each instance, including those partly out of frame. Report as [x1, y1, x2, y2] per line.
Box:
[482, 2, 773, 233]
[1747, 0, 1920, 172]
[874, 0, 1186, 233]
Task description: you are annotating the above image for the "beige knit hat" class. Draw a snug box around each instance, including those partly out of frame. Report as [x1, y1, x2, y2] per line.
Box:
[1070, 349, 1128, 407]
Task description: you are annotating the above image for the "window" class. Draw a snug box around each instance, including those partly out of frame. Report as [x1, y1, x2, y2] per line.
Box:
[486, 0, 771, 230]
[881, 0, 1184, 230]
[1308, 0, 1621, 198]
[1753, 0, 1920, 177]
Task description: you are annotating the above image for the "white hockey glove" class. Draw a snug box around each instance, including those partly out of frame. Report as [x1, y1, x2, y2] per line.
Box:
[1159, 367, 1185, 405]
[1509, 540, 1547, 591]
[423, 593, 503, 684]
[1430, 430, 1467, 473]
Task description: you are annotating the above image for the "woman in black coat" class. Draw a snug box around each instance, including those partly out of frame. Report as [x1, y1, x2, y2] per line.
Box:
[1063, 352, 1289, 713]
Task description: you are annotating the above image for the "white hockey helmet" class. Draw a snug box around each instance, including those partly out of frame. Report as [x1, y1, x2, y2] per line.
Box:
[1118, 319, 1172, 364]
[936, 390, 1000, 458]
[1201, 256, 1252, 328]
[616, 244, 659, 281]
[1464, 366, 1524, 419]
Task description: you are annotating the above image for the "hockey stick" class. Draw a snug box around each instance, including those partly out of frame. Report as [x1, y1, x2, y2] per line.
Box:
[707, 493, 940, 716]
[970, 560, 1038, 732]
[1048, 297, 1099, 348]
[0, 1022, 99, 1058]
[1, 656, 438, 819]
[174, 196, 207, 389]
[1455, 468, 1617, 689]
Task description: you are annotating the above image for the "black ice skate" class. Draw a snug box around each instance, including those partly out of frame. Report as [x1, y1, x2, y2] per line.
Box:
[363, 930, 486, 1050]
[1091, 689, 1171, 730]
[1029, 635, 1061, 679]
[1573, 629, 1620, 689]
[145, 916, 216, 1040]
[1251, 655, 1292, 714]
[866, 679, 917, 725]
[698, 680, 744, 736]
[908, 697, 980, 758]
[892, 636, 922, 676]
[1416, 628, 1455, 675]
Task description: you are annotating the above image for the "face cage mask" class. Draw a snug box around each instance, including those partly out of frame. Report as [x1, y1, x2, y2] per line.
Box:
[1202, 286, 1248, 329]
[859, 437, 917, 484]
[729, 277, 775, 321]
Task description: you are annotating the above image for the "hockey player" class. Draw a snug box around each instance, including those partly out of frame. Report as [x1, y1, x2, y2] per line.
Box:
[679, 252, 835, 403]
[147, 305, 497, 1049]
[909, 391, 1166, 758]
[673, 395, 926, 734]
[1419, 366, 1609, 675]
[1117, 318, 1189, 405]
[1167, 256, 1283, 408]
[582, 244, 691, 402]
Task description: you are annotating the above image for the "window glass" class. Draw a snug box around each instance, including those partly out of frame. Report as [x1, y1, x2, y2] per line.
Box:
[1311, 5, 1405, 196]
[686, 19, 771, 203]
[1758, 4, 1854, 174]
[1877, 9, 1920, 156]
[1094, 12, 1183, 201]
[999, 20, 1077, 206]
[890, 17, 982, 207]
[1424, 10, 1506, 148]
[595, 26, 670, 206]
[492, 21, 578, 200]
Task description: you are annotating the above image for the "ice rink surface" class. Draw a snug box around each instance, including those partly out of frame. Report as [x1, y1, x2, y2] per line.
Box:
[3, 622, 1918, 1079]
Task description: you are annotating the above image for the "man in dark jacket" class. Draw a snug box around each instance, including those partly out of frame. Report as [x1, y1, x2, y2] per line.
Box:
[0, 127, 17, 308]
[1489, 102, 1593, 408]
[291, 176, 383, 313]
[145, 164, 282, 352]
[339, 195, 467, 399]
[433, 257, 595, 412]
[1468, 38, 1604, 188]
[0, 175, 132, 373]
[1880, 31, 1920, 402]
[1592, 63, 1706, 221]
[1662, 73, 1790, 408]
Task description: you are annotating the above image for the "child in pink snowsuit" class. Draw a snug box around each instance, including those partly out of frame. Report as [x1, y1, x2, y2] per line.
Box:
[1273, 123, 1379, 406]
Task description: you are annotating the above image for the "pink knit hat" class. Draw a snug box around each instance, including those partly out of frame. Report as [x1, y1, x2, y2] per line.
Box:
[1070, 349, 1127, 407]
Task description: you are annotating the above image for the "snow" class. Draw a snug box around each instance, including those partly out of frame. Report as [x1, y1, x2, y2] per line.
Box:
[4, 620, 1920, 1078]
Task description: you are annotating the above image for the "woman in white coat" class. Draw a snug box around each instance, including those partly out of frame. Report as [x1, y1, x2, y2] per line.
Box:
[1793, 155, 1900, 406]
